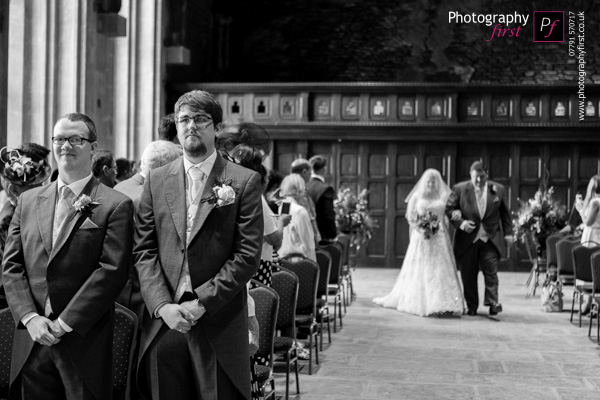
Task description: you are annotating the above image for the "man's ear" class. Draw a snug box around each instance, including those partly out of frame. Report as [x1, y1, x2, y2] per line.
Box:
[214, 122, 222, 136]
[102, 165, 110, 177]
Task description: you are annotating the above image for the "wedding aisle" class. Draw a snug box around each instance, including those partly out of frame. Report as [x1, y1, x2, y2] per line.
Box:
[274, 268, 600, 399]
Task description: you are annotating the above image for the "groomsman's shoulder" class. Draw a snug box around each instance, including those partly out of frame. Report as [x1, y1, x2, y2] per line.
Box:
[96, 183, 135, 207]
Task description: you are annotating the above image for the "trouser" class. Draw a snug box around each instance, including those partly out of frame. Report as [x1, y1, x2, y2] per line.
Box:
[458, 239, 500, 310]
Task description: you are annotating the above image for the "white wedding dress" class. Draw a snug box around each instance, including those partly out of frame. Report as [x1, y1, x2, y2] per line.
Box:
[373, 197, 465, 317]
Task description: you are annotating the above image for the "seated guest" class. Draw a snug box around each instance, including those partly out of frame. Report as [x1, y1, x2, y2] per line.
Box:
[115, 157, 134, 183]
[0, 143, 52, 309]
[92, 149, 117, 188]
[278, 173, 316, 262]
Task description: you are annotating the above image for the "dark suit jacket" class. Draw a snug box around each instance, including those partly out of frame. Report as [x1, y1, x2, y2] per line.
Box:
[306, 177, 337, 240]
[2, 178, 134, 400]
[134, 154, 263, 399]
[446, 180, 512, 259]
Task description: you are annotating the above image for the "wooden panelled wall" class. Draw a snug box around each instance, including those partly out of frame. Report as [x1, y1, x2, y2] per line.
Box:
[180, 83, 600, 270]
[274, 139, 600, 271]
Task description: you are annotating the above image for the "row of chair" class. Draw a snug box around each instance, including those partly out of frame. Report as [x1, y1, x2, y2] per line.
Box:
[250, 235, 355, 400]
[545, 233, 600, 341]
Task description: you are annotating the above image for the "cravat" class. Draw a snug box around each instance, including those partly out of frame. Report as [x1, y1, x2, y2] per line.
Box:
[188, 167, 205, 204]
[475, 188, 484, 216]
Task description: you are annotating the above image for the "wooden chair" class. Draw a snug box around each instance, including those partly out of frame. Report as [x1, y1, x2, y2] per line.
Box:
[588, 250, 600, 341]
[271, 268, 300, 400]
[0, 308, 13, 400]
[250, 283, 279, 400]
[570, 243, 600, 327]
[112, 303, 138, 400]
[280, 256, 320, 375]
[315, 249, 332, 349]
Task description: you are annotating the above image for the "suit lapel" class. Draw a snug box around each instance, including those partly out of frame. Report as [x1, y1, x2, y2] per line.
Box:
[187, 155, 227, 247]
[164, 160, 186, 247]
[49, 178, 100, 263]
[37, 182, 58, 256]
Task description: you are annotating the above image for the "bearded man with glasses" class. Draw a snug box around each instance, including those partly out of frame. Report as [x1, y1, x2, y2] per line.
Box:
[2, 112, 134, 399]
[134, 90, 263, 399]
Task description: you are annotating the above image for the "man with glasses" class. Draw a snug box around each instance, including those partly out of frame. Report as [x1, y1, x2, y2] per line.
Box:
[3, 112, 134, 399]
[134, 90, 263, 399]
[92, 149, 118, 188]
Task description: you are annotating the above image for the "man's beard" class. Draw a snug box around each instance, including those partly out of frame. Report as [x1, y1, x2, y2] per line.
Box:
[184, 135, 207, 158]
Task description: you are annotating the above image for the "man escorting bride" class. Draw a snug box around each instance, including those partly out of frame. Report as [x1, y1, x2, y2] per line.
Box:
[373, 169, 465, 317]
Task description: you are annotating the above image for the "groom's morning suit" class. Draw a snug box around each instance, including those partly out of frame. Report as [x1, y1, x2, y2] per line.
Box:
[3, 177, 134, 399]
[134, 152, 263, 399]
[446, 178, 512, 312]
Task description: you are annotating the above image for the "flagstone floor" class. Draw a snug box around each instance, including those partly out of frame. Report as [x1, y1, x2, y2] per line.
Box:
[273, 268, 600, 400]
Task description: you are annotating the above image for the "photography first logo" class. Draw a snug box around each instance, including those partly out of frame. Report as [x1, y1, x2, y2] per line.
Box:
[533, 11, 564, 42]
[448, 11, 529, 41]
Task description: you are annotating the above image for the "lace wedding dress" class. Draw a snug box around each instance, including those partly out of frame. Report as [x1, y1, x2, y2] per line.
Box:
[373, 198, 465, 317]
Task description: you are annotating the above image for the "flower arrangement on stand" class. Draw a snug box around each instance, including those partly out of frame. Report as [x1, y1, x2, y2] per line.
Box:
[512, 185, 568, 297]
[334, 187, 378, 251]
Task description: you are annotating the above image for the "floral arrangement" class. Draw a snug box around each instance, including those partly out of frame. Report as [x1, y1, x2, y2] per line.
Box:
[512, 186, 568, 253]
[334, 187, 377, 250]
[73, 194, 101, 214]
[1, 148, 48, 185]
[201, 178, 237, 207]
[414, 211, 440, 239]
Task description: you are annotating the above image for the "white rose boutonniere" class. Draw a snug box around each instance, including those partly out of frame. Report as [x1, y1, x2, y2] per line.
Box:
[202, 178, 237, 208]
[72, 194, 101, 214]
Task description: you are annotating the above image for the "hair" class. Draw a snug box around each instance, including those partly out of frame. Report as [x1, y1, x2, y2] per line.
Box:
[309, 155, 327, 173]
[470, 160, 487, 174]
[58, 112, 98, 142]
[115, 158, 133, 180]
[140, 140, 182, 175]
[265, 169, 283, 194]
[582, 174, 600, 216]
[174, 90, 223, 126]
[230, 143, 266, 186]
[290, 158, 311, 174]
[280, 173, 305, 198]
[51, 169, 59, 182]
[91, 150, 114, 177]
[157, 113, 178, 142]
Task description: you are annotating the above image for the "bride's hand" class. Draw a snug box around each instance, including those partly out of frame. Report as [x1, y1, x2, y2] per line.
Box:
[451, 210, 462, 221]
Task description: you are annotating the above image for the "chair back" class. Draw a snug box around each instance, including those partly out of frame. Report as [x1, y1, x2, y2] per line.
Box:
[0, 308, 14, 392]
[590, 250, 600, 294]
[315, 249, 332, 298]
[250, 283, 279, 367]
[271, 268, 299, 333]
[319, 242, 343, 286]
[280, 256, 319, 317]
[113, 303, 138, 393]
[336, 233, 351, 268]
[572, 244, 600, 283]
[545, 233, 563, 269]
[556, 236, 580, 275]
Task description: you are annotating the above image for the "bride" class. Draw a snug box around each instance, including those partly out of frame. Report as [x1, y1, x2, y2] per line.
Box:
[373, 169, 465, 317]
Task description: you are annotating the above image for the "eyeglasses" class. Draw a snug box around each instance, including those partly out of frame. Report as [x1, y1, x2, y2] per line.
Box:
[51, 136, 93, 146]
[177, 115, 213, 128]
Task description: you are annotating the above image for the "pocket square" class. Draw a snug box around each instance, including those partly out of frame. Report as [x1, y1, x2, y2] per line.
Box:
[80, 217, 99, 229]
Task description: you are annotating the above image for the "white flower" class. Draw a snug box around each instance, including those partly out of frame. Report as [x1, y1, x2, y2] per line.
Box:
[72, 195, 101, 213]
[212, 184, 236, 207]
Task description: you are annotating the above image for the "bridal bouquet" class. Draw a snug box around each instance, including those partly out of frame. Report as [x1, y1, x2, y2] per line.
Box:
[415, 211, 440, 239]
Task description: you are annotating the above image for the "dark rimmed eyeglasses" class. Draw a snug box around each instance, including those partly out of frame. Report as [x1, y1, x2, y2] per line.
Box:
[177, 115, 213, 128]
[51, 136, 93, 146]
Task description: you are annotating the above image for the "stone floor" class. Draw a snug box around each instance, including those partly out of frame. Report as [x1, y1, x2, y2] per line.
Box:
[271, 268, 600, 399]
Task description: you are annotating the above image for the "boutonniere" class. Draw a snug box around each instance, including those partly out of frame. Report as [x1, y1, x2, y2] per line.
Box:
[490, 185, 498, 195]
[72, 194, 101, 214]
[201, 178, 237, 208]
